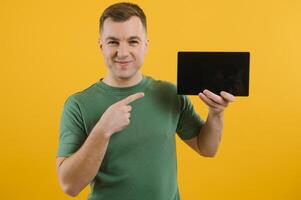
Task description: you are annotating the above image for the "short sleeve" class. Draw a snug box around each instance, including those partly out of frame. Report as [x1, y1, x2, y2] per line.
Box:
[176, 95, 205, 140]
[57, 96, 87, 157]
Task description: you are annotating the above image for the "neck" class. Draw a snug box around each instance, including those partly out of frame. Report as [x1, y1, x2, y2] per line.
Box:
[102, 73, 143, 87]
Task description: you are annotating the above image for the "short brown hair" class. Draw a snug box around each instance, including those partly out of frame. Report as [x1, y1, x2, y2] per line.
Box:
[99, 2, 147, 34]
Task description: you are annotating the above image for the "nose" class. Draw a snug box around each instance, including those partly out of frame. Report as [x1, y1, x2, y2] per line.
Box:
[116, 43, 129, 58]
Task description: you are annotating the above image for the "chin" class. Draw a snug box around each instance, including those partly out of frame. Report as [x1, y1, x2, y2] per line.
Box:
[114, 72, 136, 80]
[116, 69, 139, 79]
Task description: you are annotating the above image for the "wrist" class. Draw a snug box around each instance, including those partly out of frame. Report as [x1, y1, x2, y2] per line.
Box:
[208, 110, 224, 119]
[101, 131, 112, 140]
[93, 121, 112, 140]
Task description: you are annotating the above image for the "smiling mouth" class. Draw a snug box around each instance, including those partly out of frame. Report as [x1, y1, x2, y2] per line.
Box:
[115, 61, 132, 67]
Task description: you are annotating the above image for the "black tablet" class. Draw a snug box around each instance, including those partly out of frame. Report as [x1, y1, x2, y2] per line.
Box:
[177, 51, 250, 96]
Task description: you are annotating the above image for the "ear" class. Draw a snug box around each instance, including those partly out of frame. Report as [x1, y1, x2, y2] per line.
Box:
[98, 38, 103, 50]
[144, 39, 149, 54]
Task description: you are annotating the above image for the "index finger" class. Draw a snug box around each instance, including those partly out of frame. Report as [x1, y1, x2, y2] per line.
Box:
[118, 92, 145, 105]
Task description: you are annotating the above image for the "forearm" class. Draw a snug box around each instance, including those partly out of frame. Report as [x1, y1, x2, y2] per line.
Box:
[198, 111, 224, 157]
[57, 124, 112, 196]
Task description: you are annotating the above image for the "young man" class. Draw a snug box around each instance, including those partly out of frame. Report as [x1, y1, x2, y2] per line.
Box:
[56, 2, 235, 200]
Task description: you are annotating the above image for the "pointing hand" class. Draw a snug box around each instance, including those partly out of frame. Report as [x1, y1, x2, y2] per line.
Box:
[96, 92, 145, 137]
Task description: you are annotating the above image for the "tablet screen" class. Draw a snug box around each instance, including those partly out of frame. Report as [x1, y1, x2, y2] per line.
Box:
[177, 51, 250, 96]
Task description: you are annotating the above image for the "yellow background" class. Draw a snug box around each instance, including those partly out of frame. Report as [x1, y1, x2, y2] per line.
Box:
[1, 0, 300, 199]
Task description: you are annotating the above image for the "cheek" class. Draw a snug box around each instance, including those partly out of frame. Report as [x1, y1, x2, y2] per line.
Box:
[134, 47, 145, 57]
[136, 49, 146, 61]
[103, 49, 115, 60]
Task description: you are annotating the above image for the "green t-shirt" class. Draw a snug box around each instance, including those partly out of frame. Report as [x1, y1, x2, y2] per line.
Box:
[57, 75, 205, 200]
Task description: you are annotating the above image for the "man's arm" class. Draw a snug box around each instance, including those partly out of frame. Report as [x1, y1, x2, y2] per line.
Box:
[198, 111, 223, 157]
[183, 112, 223, 157]
[56, 125, 111, 197]
[183, 90, 234, 157]
[56, 92, 144, 197]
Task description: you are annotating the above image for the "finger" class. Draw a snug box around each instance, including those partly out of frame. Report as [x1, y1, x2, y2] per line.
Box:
[220, 91, 235, 102]
[122, 105, 132, 112]
[119, 92, 145, 105]
[203, 89, 228, 106]
[199, 93, 225, 110]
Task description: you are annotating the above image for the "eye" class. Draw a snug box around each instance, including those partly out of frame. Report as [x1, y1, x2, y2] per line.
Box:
[107, 41, 118, 46]
[129, 40, 139, 45]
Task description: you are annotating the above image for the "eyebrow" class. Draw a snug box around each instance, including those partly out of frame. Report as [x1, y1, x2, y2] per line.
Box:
[105, 36, 142, 42]
[128, 36, 142, 41]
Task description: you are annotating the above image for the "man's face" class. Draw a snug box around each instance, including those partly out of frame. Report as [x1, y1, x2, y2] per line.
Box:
[99, 16, 148, 80]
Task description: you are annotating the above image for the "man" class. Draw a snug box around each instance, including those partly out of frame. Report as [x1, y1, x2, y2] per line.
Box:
[56, 2, 235, 200]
